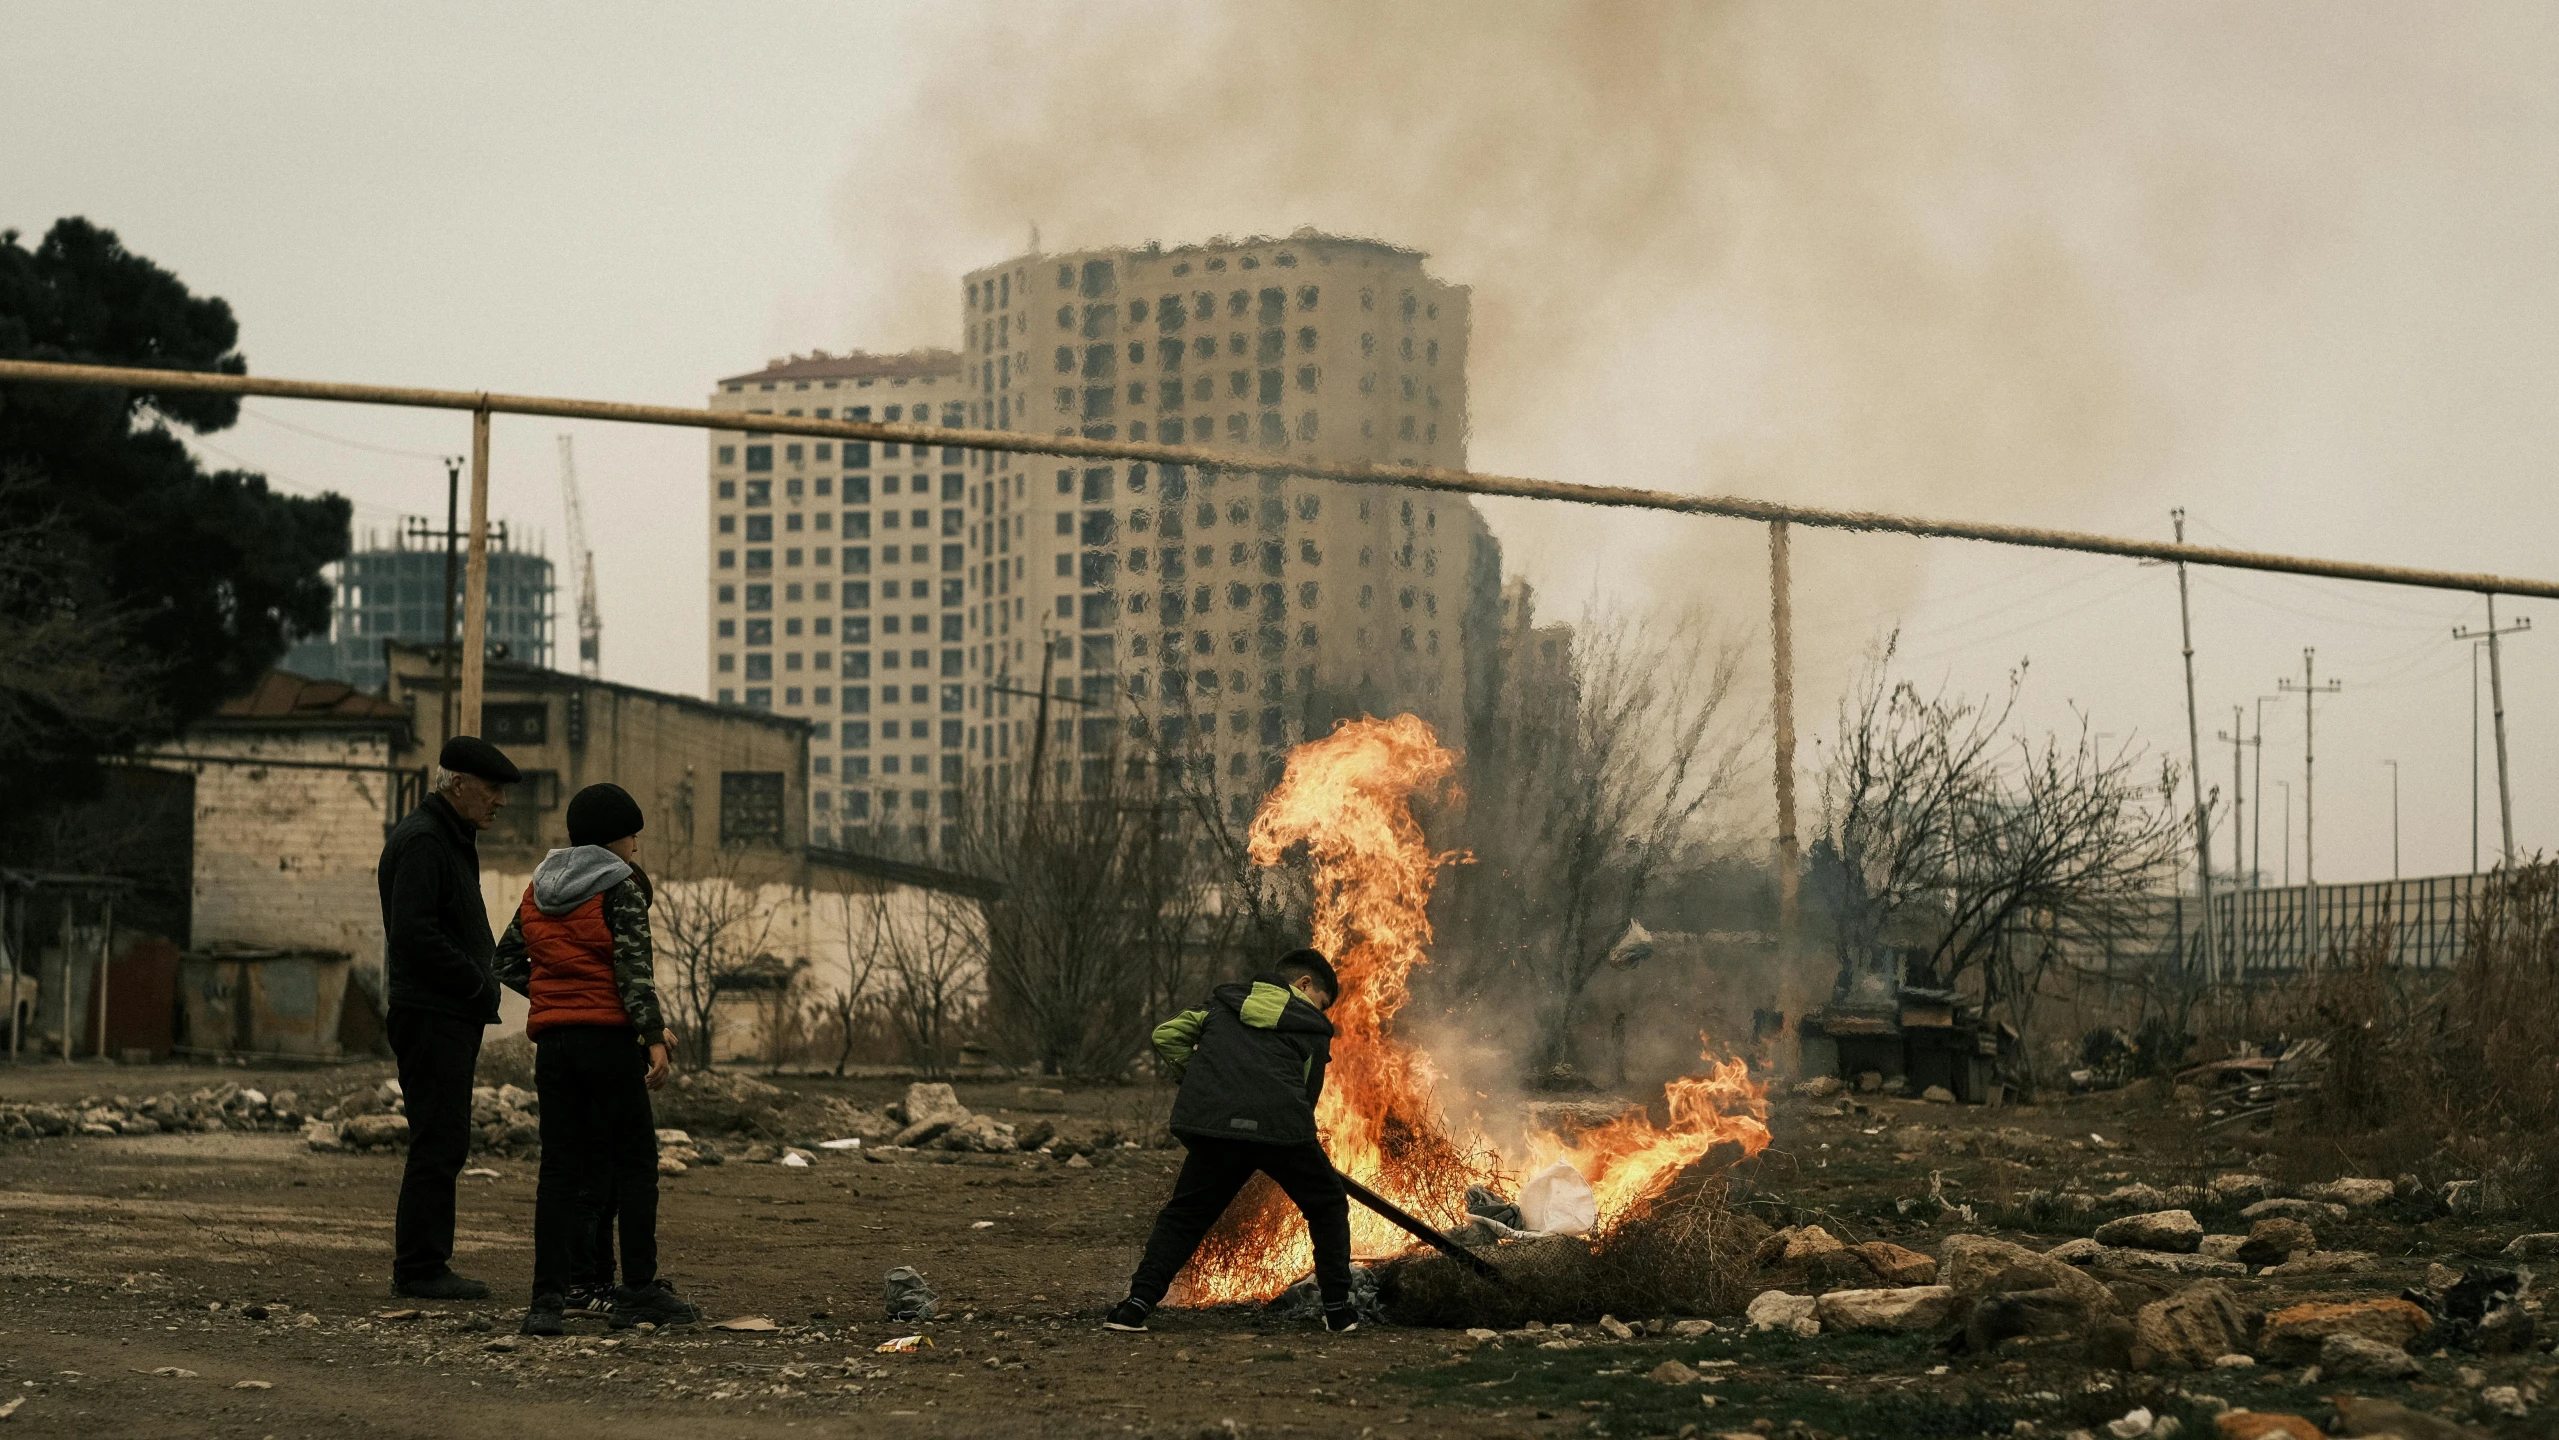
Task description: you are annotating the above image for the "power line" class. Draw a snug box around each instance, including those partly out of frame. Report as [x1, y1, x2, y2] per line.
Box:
[239, 403, 453, 460]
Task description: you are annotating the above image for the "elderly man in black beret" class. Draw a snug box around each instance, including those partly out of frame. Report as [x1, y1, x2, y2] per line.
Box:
[375, 735, 520, 1299]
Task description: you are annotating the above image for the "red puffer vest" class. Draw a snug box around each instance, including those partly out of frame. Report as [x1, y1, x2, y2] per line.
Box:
[516, 889, 631, 1037]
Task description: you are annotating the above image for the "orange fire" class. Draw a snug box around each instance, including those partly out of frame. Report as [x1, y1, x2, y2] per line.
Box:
[1172, 714, 1771, 1305]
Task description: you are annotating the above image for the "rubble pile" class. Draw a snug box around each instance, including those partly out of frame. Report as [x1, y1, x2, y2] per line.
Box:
[0, 1083, 313, 1140]
[301, 1080, 544, 1155]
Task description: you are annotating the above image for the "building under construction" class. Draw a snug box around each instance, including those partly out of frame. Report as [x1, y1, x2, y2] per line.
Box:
[285, 524, 555, 692]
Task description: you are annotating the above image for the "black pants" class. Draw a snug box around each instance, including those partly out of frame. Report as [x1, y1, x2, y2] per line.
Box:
[531, 1025, 660, 1304]
[387, 1008, 484, 1285]
[1128, 1136, 1352, 1309]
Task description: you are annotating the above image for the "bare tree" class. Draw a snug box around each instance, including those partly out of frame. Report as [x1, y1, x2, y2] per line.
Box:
[1810, 637, 2185, 1035]
[816, 882, 891, 1075]
[856, 884, 983, 1076]
[954, 729, 1232, 1080]
[652, 846, 783, 1068]
[1441, 602, 1754, 1084]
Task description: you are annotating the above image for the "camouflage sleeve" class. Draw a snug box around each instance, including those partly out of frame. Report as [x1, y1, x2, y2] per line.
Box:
[491, 910, 532, 998]
[602, 877, 663, 1037]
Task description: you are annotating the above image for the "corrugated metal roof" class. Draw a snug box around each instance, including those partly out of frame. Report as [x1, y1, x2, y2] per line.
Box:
[210, 670, 408, 724]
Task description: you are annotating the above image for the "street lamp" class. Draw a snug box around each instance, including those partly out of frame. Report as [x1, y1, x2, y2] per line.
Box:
[2380, 759, 2400, 881]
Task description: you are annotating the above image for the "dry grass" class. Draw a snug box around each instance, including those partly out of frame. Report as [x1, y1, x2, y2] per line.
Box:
[1375, 1180, 1769, 1328]
[2243, 863, 2559, 1219]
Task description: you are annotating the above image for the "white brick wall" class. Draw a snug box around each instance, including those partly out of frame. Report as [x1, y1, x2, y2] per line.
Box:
[156, 730, 399, 962]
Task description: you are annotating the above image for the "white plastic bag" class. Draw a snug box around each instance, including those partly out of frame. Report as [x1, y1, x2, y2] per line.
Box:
[1517, 1160, 1597, 1235]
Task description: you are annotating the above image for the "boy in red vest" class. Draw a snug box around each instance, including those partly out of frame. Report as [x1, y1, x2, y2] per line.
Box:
[492, 783, 699, 1336]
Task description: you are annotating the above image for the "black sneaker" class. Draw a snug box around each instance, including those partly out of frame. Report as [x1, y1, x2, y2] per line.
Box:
[564, 1284, 615, 1317]
[393, 1271, 492, 1301]
[1322, 1305, 1361, 1334]
[1102, 1297, 1152, 1332]
[608, 1277, 701, 1330]
[520, 1302, 566, 1337]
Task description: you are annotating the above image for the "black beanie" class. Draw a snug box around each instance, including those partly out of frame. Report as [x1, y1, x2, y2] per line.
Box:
[566, 783, 644, 848]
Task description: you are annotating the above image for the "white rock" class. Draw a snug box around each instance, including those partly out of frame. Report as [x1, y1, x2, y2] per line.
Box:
[2093, 1209, 2203, 1254]
[1814, 1286, 1955, 1334]
[1670, 1319, 1717, 1338]
[2502, 1232, 2559, 1260]
[239, 1088, 269, 1109]
[2478, 1386, 2529, 1419]
[1745, 1290, 1820, 1336]
[2105, 1407, 2155, 1439]
[2298, 1177, 2394, 1209]
[654, 1128, 692, 1146]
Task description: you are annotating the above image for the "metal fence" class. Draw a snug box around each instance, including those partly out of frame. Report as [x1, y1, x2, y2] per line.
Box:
[2183, 872, 2488, 977]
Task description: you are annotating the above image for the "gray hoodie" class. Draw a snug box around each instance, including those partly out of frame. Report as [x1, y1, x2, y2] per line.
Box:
[530, 845, 633, 916]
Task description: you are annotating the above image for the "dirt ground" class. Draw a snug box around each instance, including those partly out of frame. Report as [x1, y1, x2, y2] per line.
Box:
[2, 1060, 2552, 1439]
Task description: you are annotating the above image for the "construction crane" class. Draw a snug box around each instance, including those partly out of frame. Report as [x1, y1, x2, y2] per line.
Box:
[556, 435, 602, 679]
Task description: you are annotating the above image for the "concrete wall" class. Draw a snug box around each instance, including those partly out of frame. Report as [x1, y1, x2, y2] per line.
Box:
[151, 728, 399, 961]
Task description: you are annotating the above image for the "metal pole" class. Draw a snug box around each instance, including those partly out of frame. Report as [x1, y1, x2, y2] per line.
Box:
[10, 357, 2559, 602]
[1024, 632, 1056, 824]
[459, 407, 492, 735]
[2173, 511, 2216, 983]
[2253, 695, 2277, 889]
[2278, 782, 2292, 887]
[2473, 640, 2483, 874]
[1769, 521, 1800, 968]
[2304, 650, 2317, 885]
[2486, 595, 2517, 868]
[93, 896, 112, 1063]
[441, 458, 459, 744]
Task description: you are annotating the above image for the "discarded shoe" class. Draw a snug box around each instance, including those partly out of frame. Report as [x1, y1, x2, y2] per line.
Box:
[608, 1278, 701, 1329]
[1103, 1297, 1152, 1332]
[393, 1271, 492, 1301]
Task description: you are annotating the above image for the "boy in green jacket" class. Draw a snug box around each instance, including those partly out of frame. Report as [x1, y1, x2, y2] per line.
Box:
[1104, 949, 1356, 1334]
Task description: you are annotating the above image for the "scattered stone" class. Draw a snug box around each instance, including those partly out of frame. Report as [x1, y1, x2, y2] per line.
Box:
[1921, 1085, 1957, 1104]
[2440, 1179, 2513, 1217]
[2213, 1354, 2256, 1369]
[2212, 1413, 2324, 1440]
[2499, 1232, 2559, 1260]
[2240, 1198, 2347, 1223]
[1782, 1225, 1844, 1263]
[890, 1082, 972, 1148]
[1669, 1319, 1716, 1338]
[301, 1120, 346, 1154]
[230, 1380, 271, 1391]
[2132, 1281, 2255, 1371]
[1597, 1314, 1634, 1340]
[1648, 1359, 1701, 1384]
[2258, 1298, 2431, 1364]
[1064, 1154, 1091, 1169]
[2104, 1407, 2156, 1439]
[2235, 1218, 2316, 1267]
[1462, 1327, 1499, 1344]
[2200, 1235, 2247, 1261]
[2097, 1210, 2204, 1254]
[2328, 1395, 2476, 1440]
[1744, 1290, 1819, 1336]
[483, 1338, 518, 1353]
[935, 1114, 1018, 1153]
[1794, 1075, 1843, 1098]
[1850, 1241, 1939, 1286]
[709, 1316, 778, 1332]
[657, 1156, 686, 1176]
[2208, 1173, 2276, 1205]
[1814, 1285, 1956, 1334]
[149, 1367, 197, 1378]
[1942, 1234, 2115, 1313]
[2319, 1332, 2421, 1380]
[2262, 1252, 2371, 1278]
[1963, 1286, 2092, 1353]
[2476, 1386, 2528, 1420]
[2103, 1183, 2175, 1212]
[341, 1114, 411, 1149]
[2298, 1178, 2393, 1209]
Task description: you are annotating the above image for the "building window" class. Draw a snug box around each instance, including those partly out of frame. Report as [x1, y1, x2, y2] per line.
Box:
[718, 771, 786, 845]
[746, 584, 772, 611]
[745, 653, 773, 681]
[717, 550, 736, 570]
[717, 618, 735, 638]
[746, 548, 772, 571]
[717, 653, 735, 673]
[744, 687, 772, 710]
[746, 514, 773, 543]
[745, 446, 773, 472]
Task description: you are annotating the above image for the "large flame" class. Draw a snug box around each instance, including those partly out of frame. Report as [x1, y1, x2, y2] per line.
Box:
[1173, 714, 1769, 1304]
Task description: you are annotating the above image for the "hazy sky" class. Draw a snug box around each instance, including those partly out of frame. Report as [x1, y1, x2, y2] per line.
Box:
[7, 2, 2557, 887]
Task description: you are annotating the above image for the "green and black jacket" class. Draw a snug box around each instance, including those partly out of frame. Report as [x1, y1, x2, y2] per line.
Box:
[1153, 974, 1334, 1146]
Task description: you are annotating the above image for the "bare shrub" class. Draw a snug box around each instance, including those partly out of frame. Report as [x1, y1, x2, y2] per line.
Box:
[653, 846, 784, 1069]
[2258, 862, 2559, 1218]
[1376, 1182, 1768, 1328]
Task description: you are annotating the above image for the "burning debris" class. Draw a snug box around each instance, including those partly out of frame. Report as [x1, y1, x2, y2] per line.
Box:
[1174, 715, 1773, 1309]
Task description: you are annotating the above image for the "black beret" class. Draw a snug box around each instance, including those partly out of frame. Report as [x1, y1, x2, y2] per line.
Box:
[567, 782, 645, 848]
[438, 735, 521, 784]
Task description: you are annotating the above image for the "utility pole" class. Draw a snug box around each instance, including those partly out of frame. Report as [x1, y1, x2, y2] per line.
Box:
[2252, 693, 2282, 887]
[458, 407, 493, 736]
[2380, 759, 2400, 880]
[1769, 522, 1800, 974]
[440, 455, 460, 743]
[2171, 511, 2217, 983]
[993, 632, 1099, 832]
[2472, 640, 2485, 873]
[2278, 649, 2343, 885]
[2215, 706, 2260, 886]
[2277, 781, 2292, 887]
[2452, 598, 2530, 869]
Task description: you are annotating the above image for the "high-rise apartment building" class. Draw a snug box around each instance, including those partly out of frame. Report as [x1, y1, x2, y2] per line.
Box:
[706, 233, 1502, 857]
[705, 350, 968, 852]
[956, 233, 1502, 828]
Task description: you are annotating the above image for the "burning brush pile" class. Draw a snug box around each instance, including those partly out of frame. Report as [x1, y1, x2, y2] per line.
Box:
[1177, 715, 1774, 1327]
